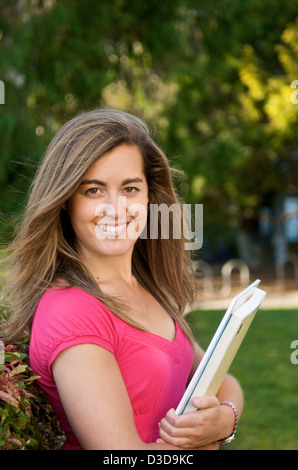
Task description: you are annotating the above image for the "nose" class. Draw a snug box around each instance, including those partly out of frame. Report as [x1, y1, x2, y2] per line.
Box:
[95, 195, 127, 222]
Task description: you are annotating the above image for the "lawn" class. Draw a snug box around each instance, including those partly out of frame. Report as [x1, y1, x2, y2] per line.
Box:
[187, 307, 298, 450]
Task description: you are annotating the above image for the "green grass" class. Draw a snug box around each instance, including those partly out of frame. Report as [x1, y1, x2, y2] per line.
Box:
[187, 308, 298, 450]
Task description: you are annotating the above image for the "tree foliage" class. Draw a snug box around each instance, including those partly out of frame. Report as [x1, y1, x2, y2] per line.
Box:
[0, 0, 297, 253]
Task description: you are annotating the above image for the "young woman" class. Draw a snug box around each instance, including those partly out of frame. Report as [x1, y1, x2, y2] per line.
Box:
[2, 108, 243, 450]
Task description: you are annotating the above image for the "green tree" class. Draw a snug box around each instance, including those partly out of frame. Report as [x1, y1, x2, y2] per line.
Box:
[0, 0, 184, 237]
[0, 0, 297, 258]
[161, 1, 298, 259]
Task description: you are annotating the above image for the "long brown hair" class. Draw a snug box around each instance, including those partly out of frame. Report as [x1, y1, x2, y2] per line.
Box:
[1, 108, 197, 344]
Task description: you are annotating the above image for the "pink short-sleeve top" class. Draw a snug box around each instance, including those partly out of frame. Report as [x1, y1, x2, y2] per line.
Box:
[29, 286, 193, 450]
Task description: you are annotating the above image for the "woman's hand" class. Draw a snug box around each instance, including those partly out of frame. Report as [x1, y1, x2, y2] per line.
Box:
[157, 396, 235, 450]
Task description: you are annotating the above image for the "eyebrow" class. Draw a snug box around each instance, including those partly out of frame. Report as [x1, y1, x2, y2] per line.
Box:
[80, 177, 144, 186]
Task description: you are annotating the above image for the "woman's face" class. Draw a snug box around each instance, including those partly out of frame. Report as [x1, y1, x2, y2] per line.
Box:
[66, 144, 149, 260]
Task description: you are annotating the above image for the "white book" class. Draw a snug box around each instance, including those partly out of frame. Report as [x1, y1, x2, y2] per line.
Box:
[176, 279, 266, 415]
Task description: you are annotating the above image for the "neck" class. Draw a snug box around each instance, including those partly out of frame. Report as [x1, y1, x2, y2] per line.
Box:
[78, 248, 135, 286]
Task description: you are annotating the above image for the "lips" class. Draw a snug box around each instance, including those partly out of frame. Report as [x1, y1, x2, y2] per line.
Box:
[96, 222, 127, 234]
[95, 221, 130, 239]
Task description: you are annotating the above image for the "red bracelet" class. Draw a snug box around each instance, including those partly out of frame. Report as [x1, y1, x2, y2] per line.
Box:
[220, 401, 238, 431]
[217, 401, 238, 445]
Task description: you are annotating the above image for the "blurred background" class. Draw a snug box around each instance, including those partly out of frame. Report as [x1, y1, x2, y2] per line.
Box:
[0, 0, 297, 450]
[1, 0, 298, 285]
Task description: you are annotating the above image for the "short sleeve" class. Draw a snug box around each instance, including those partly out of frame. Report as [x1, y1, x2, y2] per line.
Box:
[30, 286, 124, 376]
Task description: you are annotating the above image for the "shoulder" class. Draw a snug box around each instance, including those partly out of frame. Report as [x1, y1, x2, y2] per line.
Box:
[39, 283, 99, 306]
[30, 286, 124, 371]
[35, 285, 116, 325]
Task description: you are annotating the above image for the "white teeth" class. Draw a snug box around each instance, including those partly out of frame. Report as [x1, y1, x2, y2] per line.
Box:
[97, 223, 127, 233]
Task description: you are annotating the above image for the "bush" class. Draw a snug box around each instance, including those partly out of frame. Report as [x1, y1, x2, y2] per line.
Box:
[0, 270, 65, 450]
[0, 341, 65, 450]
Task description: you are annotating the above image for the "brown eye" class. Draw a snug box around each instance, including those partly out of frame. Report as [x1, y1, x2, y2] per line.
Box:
[123, 187, 139, 194]
[86, 188, 101, 195]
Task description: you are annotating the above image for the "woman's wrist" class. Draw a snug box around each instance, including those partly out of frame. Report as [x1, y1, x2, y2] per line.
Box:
[217, 401, 238, 445]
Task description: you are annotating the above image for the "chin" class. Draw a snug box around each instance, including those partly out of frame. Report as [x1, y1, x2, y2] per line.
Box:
[96, 239, 135, 258]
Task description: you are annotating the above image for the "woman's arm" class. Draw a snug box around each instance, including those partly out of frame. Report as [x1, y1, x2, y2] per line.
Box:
[52, 343, 189, 450]
[158, 342, 244, 449]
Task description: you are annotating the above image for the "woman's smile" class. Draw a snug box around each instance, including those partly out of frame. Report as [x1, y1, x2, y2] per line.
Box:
[97, 222, 128, 234]
[95, 221, 129, 238]
[66, 143, 149, 259]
